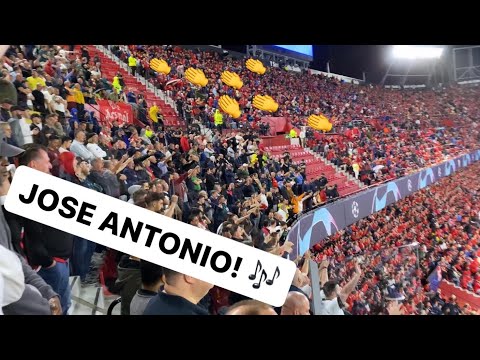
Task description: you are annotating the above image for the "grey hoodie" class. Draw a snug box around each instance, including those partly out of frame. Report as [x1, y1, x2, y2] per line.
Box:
[1, 202, 57, 315]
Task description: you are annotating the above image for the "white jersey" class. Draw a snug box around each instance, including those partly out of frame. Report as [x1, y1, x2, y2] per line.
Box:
[318, 290, 344, 315]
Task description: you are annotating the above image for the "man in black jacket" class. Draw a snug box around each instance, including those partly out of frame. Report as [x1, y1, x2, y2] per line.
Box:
[1, 141, 62, 315]
[318, 173, 328, 188]
[10, 144, 73, 314]
[143, 268, 212, 315]
[325, 184, 340, 201]
[205, 167, 217, 193]
[30, 113, 48, 145]
[441, 295, 461, 315]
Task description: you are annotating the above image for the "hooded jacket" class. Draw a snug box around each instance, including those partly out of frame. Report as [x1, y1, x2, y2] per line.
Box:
[114, 255, 141, 315]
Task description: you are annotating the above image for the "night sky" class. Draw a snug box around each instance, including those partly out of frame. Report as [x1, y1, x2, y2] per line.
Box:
[223, 45, 392, 83]
[222, 45, 462, 84]
[314, 45, 397, 83]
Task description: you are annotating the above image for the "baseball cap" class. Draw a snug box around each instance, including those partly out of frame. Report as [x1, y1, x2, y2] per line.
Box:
[48, 134, 60, 142]
[86, 132, 98, 141]
[1, 98, 15, 105]
[10, 105, 26, 112]
[128, 185, 142, 195]
[0, 140, 24, 157]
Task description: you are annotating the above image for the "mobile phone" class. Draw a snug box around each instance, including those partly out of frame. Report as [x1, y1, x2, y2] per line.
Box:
[7, 164, 16, 175]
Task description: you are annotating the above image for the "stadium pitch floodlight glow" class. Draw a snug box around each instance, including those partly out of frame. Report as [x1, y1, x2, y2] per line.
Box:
[392, 45, 444, 60]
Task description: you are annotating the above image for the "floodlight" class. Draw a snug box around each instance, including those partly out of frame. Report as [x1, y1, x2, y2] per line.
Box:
[392, 45, 444, 60]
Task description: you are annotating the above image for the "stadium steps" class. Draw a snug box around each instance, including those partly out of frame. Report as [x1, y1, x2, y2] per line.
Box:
[307, 149, 364, 196]
[86, 45, 184, 128]
[265, 144, 362, 196]
[68, 275, 120, 315]
[438, 280, 480, 312]
[260, 134, 292, 148]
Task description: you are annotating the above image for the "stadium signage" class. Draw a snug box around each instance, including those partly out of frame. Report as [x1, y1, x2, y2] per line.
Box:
[288, 150, 480, 258]
[96, 100, 133, 126]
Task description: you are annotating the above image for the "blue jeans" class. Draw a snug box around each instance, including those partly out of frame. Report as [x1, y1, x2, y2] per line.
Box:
[71, 237, 96, 281]
[38, 261, 71, 315]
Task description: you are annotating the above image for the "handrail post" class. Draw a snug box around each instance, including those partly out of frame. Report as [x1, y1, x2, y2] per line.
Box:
[308, 259, 322, 315]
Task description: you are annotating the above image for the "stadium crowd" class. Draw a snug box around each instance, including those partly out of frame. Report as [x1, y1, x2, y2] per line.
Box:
[0, 44, 479, 315]
[312, 162, 480, 315]
[113, 45, 478, 186]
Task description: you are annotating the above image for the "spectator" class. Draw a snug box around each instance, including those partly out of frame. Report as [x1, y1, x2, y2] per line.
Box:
[86, 132, 107, 159]
[143, 268, 213, 315]
[3, 44, 480, 315]
[59, 136, 72, 153]
[130, 260, 164, 315]
[280, 291, 310, 315]
[2, 142, 63, 315]
[225, 300, 277, 315]
[70, 130, 95, 161]
[114, 254, 142, 316]
[46, 134, 61, 177]
[442, 295, 461, 315]
[128, 54, 137, 76]
[318, 261, 362, 315]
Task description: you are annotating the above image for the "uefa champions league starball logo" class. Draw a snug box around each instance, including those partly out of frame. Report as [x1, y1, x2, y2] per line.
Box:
[407, 179, 412, 192]
[352, 201, 359, 218]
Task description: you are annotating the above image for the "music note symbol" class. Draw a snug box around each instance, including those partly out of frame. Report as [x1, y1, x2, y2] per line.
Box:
[266, 266, 280, 286]
[249, 260, 263, 280]
[252, 269, 267, 289]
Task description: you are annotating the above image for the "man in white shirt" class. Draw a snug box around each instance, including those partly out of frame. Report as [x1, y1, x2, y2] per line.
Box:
[57, 48, 74, 60]
[15, 107, 33, 145]
[318, 260, 362, 315]
[90, 66, 101, 78]
[53, 95, 67, 118]
[259, 188, 269, 209]
[86, 133, 107, 159]
[299, 128, 306, 147]
[323, 143, 329, 156]
[41, 86, 55, 114]
[70, 130, 95, 161]
[203, 142, 215, 157]
[227, 145, 235, 160]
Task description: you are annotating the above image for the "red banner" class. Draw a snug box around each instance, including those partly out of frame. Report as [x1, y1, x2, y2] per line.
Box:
[261, 117, 291, 134]
[96, 100, 134, 127]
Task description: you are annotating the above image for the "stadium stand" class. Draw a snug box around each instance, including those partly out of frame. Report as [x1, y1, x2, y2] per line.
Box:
[0, 44, 479, 315]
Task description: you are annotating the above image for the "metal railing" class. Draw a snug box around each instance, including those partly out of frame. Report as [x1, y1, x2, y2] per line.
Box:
[87, 101, 109, 119]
